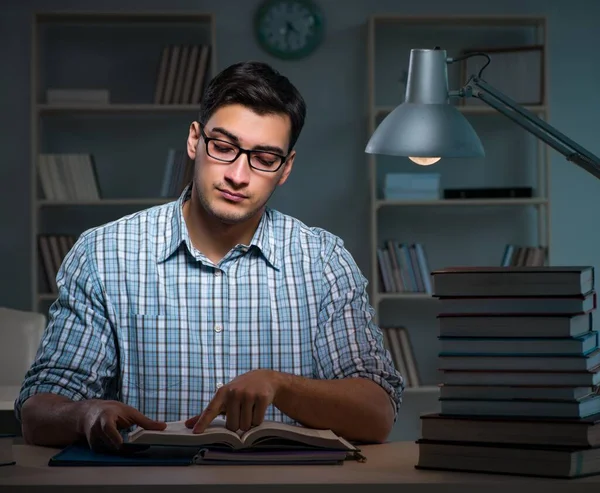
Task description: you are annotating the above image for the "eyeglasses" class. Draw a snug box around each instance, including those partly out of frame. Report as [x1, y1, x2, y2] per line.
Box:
[200, 127, 289, 172]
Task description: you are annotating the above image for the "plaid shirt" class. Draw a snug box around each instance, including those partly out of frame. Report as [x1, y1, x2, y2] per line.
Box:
[16, 186, 404, 424]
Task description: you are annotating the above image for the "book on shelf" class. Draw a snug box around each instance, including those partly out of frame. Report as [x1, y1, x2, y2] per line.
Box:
[38, 154, 101, 201]
[383, 172, 440, 200]
[160, 149, 193, 198]
[381, 326, 420, 387]
[415, 264, 600, 478]
[377, 241, 431, 294]
[443, 186, 533, 199]
[154, 44, 211, 105]
[38, 235, 76, 295]
[501, 244, 547, 267]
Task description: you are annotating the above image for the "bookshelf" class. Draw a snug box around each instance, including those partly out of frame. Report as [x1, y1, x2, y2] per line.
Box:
[38, 104, 204, 113]
[376, 198, 548, 208]
[367, 15, 549, 439]
[30, 11, 217, 312]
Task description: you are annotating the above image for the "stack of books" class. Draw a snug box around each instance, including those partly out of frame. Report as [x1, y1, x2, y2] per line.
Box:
[416, 265, 600, 478]
[383, 173, 440, 200]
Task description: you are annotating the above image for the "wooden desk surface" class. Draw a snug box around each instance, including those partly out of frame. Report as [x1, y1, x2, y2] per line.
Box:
[1, 441, 600, 492]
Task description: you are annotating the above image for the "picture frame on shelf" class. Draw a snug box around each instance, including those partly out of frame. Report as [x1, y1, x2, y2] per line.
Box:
[459, 45, 544, 106]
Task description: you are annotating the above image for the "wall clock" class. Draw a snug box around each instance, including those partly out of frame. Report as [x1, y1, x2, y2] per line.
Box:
[254, 0, 325, 60]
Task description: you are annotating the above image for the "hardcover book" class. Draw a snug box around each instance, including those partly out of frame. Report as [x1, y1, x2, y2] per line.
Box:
[126, 417, 357, 452]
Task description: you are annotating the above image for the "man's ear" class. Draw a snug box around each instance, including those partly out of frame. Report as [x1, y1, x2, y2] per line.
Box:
[187, 122, 201, 160]
[277, 150, 296, 186]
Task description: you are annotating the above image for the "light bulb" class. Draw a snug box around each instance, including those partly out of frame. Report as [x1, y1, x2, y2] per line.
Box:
[408, 156, 441, 166]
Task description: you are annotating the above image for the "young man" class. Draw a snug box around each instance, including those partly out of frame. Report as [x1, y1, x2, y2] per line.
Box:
[17, 61, 403, 452]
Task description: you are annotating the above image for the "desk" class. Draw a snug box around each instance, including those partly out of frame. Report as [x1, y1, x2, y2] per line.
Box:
[1, 441, 600, 493]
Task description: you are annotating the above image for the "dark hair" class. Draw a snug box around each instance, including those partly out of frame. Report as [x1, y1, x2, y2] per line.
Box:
[198, 61, 306, 153]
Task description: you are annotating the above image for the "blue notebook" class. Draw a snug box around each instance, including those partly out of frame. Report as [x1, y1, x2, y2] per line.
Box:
[48, 443, 350, 466]
[48, 444, 197, 466]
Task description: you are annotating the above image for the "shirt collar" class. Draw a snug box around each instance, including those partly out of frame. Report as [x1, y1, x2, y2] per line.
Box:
[156, 184, 280, 270]
[248, 207, 280, 270]
[156, 185, 191, 263]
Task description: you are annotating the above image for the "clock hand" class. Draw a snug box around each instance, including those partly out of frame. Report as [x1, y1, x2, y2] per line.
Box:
[286, 21, 299, 34]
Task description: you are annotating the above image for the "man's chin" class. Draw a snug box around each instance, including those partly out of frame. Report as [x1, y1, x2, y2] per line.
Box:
[210, 203, 253, 224]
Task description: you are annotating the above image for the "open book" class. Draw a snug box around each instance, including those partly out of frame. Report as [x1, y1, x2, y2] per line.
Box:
[126, 417, 356, 452]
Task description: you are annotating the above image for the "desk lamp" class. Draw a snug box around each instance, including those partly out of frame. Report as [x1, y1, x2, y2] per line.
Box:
[365, 47, 600, 178]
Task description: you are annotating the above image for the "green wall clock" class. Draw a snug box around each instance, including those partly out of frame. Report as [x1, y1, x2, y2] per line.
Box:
[254, 0, 325, 60]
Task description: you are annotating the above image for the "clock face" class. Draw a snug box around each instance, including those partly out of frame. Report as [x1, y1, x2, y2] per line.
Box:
[254, 0, 325, 60]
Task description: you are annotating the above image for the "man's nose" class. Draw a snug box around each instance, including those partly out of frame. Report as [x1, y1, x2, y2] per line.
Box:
[225, 151, 252, 183]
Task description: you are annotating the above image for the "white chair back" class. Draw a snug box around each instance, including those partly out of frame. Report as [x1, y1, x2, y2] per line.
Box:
[0, 307, 46, 386]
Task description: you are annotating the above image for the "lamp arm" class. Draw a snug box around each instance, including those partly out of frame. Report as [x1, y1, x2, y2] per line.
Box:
[460, 75, 600, 181]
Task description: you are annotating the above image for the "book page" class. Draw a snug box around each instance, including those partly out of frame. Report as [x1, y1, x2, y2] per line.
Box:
[128, 417, 243, 447]
[247, 421, 337, 439]
[242, 421, 355, 450]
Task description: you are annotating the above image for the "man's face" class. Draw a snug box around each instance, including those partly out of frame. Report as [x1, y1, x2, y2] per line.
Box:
[187, 104, 295, 225]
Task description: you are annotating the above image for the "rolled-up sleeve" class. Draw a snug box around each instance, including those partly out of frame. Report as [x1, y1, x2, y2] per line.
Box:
[15, 233, 118, 421]
[314, 236, 404, 420]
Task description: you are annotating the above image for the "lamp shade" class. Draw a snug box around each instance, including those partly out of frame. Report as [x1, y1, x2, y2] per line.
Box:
[365, 48, 485, 158]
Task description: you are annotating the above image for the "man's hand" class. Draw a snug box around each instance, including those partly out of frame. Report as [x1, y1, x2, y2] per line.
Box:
[77, 399, 167, 451]
[185, 369, 281, 433]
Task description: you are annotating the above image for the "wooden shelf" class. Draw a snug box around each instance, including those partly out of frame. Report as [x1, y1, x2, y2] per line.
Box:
[375, 104, 546, 118]
[371, 15, 545, 27]
[376, 198, 548, 209]
[38, 104, 202, 114]
[35, 11, 214, 24]
[377, 293, 433, 301]
[403, 385, 439, 394]
[37, 198, 173, 207]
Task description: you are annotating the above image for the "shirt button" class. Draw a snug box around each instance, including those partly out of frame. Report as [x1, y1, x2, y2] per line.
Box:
[216, 382, 224, 389]
[214, 324, 222, 333]
[214, 270, 222, 277]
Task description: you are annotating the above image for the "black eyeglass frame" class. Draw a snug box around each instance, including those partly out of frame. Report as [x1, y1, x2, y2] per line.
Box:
[200, 127, 290, 173]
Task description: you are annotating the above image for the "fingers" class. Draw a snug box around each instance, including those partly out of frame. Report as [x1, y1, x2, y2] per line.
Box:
[84, 401, 167, 453]
[193, 390, 225, 434]
[238, 395, 254, 432]
[129, 408, 167, 431]
[103, 416, 125, 448]
[88, 413, 123, 452]
[185, 415, 200, 429]
[224, 390, 241, 432]
[191, 372, 277, 434]
[252, 394, 269, 427]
